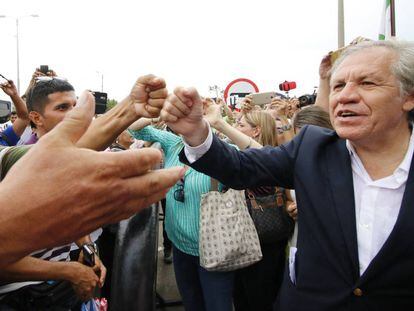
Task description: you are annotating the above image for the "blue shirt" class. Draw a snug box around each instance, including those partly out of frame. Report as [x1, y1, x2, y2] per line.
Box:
[0, 126, 20, 146]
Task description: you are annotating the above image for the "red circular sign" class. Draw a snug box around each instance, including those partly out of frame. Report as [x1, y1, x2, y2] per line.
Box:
[223, 78, 259, 110]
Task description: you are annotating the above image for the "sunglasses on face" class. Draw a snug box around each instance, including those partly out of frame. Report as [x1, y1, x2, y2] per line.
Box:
[174, 177, 185, 203]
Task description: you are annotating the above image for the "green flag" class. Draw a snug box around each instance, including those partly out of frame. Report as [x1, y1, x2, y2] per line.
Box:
[379, 0, 391, 40]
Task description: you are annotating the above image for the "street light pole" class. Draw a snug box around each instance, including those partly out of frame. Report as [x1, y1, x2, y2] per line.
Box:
[338, 0, 345, 48]
[15, 18, 20, 94]
[96, 71, 104, 92]
[0, 14, 39, 94]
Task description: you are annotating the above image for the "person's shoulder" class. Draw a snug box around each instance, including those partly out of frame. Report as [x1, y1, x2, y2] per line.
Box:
[299, 125, 338, 142]
[0, 125, 20, 146]
[0, 145, 31, 180]
[302, 124, 336, 135]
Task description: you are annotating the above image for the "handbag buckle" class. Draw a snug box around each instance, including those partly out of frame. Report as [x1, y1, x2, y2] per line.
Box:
[248, 193, 263, 211]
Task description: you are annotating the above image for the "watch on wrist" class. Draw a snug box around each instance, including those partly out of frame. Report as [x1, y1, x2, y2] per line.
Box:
[83, 242, 98, 255]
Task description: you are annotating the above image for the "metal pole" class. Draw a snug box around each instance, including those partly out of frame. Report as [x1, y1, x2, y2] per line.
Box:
[390, 0, 396, 37]
[101, 74, 104, 92]
[15, 18, 20, 94]
[338, 0, 345, 48]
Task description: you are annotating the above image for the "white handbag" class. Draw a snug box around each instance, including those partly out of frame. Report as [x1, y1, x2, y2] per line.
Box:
[199, 179, 262, 271]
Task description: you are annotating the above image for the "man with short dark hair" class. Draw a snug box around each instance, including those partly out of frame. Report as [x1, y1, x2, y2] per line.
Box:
[9, 112, 17, 123]
[161, 40, 414, 310]
[26, 78, 76, 136]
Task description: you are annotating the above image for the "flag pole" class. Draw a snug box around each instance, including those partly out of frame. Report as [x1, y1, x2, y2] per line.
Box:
[338, 0, 345, 48]
[390, 0, 396, 36]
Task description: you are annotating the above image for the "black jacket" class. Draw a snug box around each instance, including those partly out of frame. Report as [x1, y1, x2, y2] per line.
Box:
[179, 125, 414, 311]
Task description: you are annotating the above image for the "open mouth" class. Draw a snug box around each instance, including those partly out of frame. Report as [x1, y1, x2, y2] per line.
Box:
[337, 111, 359, 118]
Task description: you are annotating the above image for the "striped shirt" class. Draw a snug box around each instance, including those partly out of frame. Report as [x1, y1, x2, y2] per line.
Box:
[129, 126, 213, 256]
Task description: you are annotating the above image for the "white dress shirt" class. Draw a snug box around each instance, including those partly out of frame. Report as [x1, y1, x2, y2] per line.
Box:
[185, 126, 414, 276]
[346, 131, 414, 275]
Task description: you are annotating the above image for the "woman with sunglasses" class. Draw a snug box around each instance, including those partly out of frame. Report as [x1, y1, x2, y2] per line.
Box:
[128, 118, 234, 311]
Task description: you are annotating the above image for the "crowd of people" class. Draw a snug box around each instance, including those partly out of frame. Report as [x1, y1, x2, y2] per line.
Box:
[0, 38, 413, 311]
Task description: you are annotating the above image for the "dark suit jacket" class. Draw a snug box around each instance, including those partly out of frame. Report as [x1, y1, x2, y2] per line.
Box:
[179, 125, 414, 311]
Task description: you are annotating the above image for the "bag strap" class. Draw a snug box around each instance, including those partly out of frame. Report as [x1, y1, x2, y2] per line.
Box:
[246, 189, 261, 210]
[210, 178, 219, 191]
[275, 187, 285, 208]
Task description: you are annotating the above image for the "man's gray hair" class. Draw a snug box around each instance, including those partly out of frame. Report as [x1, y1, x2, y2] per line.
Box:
[331, 40, 414, 97]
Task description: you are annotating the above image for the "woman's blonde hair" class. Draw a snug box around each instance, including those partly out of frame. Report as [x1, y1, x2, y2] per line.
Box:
[243, 110, 278, 146]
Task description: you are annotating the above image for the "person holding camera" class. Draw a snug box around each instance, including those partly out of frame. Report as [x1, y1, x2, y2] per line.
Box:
[0, 79, 30, 146]
[262, 97, 295, 144]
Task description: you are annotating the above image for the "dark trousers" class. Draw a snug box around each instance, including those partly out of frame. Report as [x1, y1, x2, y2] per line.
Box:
[97, 225, 118, 300]
[161, 199, 172, 251]
[233, 241, 287, 311]
[173, 246, 234, 311]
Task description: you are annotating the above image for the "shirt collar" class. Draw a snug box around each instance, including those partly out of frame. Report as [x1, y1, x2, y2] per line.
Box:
[345, 129, 414, 184]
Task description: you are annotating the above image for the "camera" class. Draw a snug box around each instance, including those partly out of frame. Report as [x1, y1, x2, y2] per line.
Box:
[92, 91, 108, 114]
[39, 65, 50, 74]
[279, 81, 297, 92]
[298, 94, 317, 108]
[251, 92, 277, 106]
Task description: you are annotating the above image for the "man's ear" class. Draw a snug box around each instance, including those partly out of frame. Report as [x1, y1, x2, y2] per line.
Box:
[403, 95, 414, 113]
[29, 111, 43, 128]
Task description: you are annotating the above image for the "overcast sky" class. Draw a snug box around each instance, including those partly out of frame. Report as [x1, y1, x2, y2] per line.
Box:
[1, 0, 413, 102]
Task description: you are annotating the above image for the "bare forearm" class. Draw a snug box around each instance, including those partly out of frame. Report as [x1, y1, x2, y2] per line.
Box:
[10, 95, 29, 120]
[129, 117, 152, 131]
[314, 78, 330, 112]
[0, 256, 76, 282]
[76, 96, 138, 151]
[9, 94, 30, 136]
[214, 119, 261, 150]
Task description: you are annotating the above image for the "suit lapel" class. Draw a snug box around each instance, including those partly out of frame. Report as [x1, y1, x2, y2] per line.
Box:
[359, 154, 414, 284]
[325, 139, 360, 281]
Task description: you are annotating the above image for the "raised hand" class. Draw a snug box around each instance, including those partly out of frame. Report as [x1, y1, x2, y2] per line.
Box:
[203, 98, 223, 128]
[128, 74, 168, 118]
[270, 98, 289, 117]
[161, 87, 207, 144]
[240, 95, 254, 113]
[0, 80, 18, 97]
[319, 54, 332, 80]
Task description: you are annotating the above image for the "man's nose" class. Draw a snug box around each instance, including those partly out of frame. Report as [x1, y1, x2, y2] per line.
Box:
[336, 83, 360, 105]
